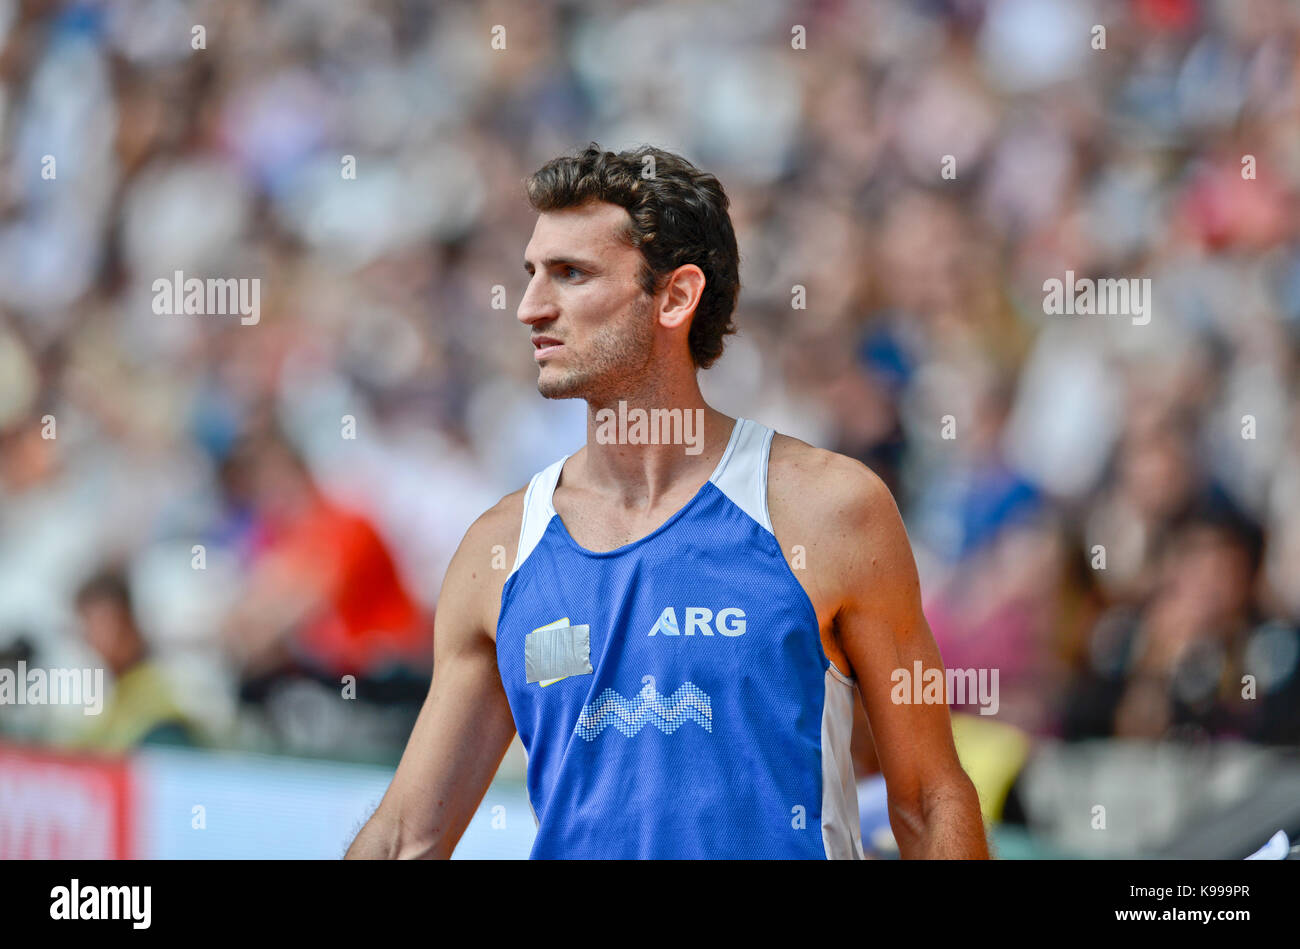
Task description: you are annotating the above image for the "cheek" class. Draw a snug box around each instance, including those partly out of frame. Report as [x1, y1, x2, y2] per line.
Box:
[563, 291, 653, 357]
[84, 622, 113, 657]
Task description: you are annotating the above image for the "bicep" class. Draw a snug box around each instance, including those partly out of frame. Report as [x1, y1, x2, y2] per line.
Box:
[835, 478, 964, 812]
[373, 544, 517, 857]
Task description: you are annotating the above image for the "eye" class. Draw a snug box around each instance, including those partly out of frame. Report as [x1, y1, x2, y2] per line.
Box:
[563, 266, 583, 280]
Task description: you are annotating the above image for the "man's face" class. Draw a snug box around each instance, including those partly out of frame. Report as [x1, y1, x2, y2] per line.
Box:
[519, 200, 656, 401]
[79, 599, 136, 675]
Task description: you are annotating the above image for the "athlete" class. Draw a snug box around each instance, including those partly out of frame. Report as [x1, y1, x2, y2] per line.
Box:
[346, 144, 989, 859]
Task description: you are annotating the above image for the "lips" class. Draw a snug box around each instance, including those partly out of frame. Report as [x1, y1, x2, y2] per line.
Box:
[532, 336, 563, 361]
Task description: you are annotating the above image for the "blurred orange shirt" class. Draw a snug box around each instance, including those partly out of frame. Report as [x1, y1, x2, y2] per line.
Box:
[272, 495, 426, 676]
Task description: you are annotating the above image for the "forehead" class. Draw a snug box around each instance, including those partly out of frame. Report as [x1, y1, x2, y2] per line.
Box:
[524, 200, 637, 263]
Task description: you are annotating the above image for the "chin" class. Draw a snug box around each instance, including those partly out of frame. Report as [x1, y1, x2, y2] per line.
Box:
[540, 362, 615, 401]
[536, 369, 585, 401]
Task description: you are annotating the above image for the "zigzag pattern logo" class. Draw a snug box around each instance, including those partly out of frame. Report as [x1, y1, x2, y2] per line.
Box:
[575, 680, 712, 740]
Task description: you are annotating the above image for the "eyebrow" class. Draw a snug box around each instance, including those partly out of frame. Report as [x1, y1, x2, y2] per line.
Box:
[523, 255, 602, 273]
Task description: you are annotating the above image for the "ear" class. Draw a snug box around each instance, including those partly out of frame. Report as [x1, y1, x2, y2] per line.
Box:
[656, 264, 706, 331]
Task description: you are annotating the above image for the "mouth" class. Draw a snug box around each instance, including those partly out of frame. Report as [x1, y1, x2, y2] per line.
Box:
[532, 336, 563, 361]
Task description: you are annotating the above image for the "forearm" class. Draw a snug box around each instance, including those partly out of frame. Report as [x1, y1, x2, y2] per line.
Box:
[890, 774, 990, 859]
[345, 807, 446, 860]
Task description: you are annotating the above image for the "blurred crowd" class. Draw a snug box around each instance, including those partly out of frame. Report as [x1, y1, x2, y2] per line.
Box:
[0, 0, 1297, 767]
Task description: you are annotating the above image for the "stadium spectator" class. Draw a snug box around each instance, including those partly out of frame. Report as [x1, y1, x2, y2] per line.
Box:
[71, 569, 200, 751]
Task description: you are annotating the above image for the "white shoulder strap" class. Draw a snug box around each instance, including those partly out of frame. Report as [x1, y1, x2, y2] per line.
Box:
[709, 418, 775, 534]
[511, 455, 569, 576]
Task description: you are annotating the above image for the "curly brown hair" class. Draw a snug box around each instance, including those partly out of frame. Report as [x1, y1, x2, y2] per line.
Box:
[525, 143, 741, 369]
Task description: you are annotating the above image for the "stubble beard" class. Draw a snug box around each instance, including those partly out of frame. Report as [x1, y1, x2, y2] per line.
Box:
[536, 295, 656, 404]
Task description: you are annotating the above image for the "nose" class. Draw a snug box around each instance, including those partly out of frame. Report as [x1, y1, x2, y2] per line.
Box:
[517, 273, 558, 327]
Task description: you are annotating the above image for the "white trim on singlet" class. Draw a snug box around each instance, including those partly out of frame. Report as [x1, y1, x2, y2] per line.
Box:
[708, 417, 775, 534]
[511, 454, 569, 576]
[820, 669, 867, 859]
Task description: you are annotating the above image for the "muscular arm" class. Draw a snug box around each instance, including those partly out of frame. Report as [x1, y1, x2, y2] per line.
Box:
[772, 441, 988, 859]
[345, 497, 521, 859]
[835, 463, 987, 858]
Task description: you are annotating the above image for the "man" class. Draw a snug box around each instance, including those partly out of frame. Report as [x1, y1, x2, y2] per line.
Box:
[347, 144, 988, 859]
[73, 569, 199, 752]
[220, 430, 427, 687]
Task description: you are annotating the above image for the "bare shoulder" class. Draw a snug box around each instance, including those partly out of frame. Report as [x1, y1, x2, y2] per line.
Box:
[766, 433, 916, 656]
[768, 432, 921, 624]
[769, 426, 925, 613]
[439, 485, 528, 638]
[767, 432, 897, 534]
[460, 485, 528, 569]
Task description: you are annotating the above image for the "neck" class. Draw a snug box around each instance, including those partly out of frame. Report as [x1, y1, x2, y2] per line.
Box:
[580, 374, 731, 506]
